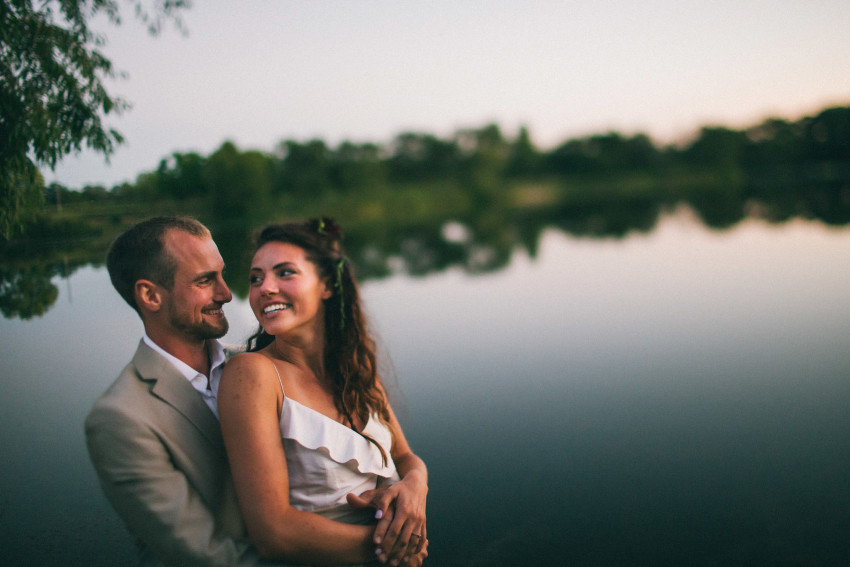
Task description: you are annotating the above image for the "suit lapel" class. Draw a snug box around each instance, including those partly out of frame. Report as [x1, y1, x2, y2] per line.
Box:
[132, 341, 224, 451]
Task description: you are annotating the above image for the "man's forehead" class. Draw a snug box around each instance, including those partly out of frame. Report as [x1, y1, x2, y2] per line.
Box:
[164, 231, 223, 271]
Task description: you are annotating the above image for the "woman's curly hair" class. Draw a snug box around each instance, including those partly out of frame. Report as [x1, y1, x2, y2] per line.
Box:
[247, 218, 392, 461]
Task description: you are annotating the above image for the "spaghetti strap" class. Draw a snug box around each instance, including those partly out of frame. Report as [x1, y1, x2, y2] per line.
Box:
[268, 357, 285, 398]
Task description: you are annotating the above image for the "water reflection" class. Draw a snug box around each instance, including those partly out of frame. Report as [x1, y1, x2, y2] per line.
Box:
[362, 218, 850, 566]
[0, 265, 60, 319]
[1, 210, 849, 565]
[2, 179, 849, 320]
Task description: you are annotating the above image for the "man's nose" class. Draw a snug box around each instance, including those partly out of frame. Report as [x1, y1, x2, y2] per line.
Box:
[215, 275, 233, 303]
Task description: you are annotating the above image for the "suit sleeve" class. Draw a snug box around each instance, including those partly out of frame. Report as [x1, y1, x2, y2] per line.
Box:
[85, 402, 260, 567]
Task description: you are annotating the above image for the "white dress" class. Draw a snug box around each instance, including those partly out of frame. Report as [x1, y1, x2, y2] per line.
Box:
[274, 369, 400, 525]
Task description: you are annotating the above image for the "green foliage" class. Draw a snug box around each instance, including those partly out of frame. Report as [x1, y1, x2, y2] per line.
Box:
[205, 141, 273, 220]
[547, 132, 662, 174]
[0, 161, 43, 234]
[7, 89, 850, 244]
[387, 132, 461, 182]
[327, 141, 386, 190]
[155, 151, 208, 199]
[806, 106, 850, 161]
[506, 126, 541, 177]
[683, 127, 748, 167]
[456, 124, 509, 190]
[0, 0, 188, 238]
[275, 139, 331, 196]
[743, 118, 804, 167]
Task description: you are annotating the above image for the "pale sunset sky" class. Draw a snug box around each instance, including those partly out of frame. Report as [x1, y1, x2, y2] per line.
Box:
[47, 0, 850, 188]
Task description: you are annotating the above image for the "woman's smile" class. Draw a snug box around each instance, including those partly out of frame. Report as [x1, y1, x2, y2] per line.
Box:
[262, 302, 291, 316]
[249, 241, 330, 336]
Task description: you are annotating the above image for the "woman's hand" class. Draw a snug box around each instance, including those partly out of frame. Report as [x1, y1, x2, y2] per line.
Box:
[355, 386, 429, 564]
[347, 469, 428, 565]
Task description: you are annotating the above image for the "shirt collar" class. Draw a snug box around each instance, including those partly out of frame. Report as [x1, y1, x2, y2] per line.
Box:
[142, 333, 226, 383]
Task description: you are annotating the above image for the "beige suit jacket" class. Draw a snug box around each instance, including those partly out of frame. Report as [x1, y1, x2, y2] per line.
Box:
[85, 340, 264, 566]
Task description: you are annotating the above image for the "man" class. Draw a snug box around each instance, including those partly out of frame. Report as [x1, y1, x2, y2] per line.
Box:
[85, 216, 261, 566]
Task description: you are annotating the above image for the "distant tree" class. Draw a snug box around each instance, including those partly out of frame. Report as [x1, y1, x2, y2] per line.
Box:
[457, 124, 509, 190]
[505, 126, 541, 177]
[546, 131, 661, 175]
[546, 138, 595, 174]
[43, 182, 67, 209]
[0, 0, 189, 238]
[275, 139, 331, 196]
[681, 127, 748, 168]
[743, 118, 804, 167]
[43, 180, 89, 205]
[619, 133, 661, 170]
[204, 141, 272, 219]
[130, 170, 162, 202]
[327, 141, 386, 190]
[387, 132, 460, 182]
[110, 180, 139, 200]
[81, 184, 110, 201]
[155, 151, 208, 199]
[805, 106, 850, 161]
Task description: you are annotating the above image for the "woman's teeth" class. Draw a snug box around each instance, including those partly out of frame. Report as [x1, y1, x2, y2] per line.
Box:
[264, 304, 290, 314]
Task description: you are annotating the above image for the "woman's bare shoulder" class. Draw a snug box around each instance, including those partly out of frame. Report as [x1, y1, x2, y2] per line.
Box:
[221, 351, 280, 384]
[228, 350, 272, 364]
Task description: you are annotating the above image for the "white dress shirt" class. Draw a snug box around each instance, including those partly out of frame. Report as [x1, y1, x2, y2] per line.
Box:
[142, 334, 227, 418]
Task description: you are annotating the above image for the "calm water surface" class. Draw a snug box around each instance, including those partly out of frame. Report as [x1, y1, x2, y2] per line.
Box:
[1, 210, 849, 566]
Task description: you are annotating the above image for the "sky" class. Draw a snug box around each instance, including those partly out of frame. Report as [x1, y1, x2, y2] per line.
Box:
[47, 0, 850, 189]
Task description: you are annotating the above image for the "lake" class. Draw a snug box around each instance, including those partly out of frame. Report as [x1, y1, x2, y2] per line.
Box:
[1, 207, 849, 566]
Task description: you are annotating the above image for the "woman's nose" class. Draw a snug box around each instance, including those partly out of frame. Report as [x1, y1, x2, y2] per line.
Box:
[259, 276, 278, 295]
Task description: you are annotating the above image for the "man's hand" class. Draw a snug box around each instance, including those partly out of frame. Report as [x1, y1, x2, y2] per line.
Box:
[346, 473, 427, 565]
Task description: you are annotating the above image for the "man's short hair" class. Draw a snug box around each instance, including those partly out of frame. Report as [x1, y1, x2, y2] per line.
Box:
[106, 216, 210, 313]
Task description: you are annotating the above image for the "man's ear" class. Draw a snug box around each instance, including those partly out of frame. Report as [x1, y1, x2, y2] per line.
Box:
[135, 280, 164, 313]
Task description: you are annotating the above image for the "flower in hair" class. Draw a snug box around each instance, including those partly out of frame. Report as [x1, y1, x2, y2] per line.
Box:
[316, 217, 343, 241]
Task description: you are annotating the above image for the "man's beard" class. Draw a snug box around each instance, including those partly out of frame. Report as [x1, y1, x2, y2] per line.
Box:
[168, 302, 229, 341]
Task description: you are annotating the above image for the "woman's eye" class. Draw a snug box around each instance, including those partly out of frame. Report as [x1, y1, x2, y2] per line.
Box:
[249, 275, 262, 285]
[278, 268, 295, 277]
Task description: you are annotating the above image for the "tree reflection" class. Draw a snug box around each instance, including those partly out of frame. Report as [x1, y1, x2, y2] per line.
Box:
[689, 192, 746, 229]
[2, 179, 849, 320]
[0, 266, 59, 320]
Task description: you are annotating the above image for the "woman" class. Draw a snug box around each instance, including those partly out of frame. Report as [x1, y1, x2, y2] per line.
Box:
[218, 218, 428, 566]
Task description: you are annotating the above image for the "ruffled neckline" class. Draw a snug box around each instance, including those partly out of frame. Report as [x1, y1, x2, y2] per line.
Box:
[280, 396, 397, 479]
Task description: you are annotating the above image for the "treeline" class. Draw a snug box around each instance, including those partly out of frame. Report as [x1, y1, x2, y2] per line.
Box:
[5, 104, 850, 320]
[43, 104, 850, 220]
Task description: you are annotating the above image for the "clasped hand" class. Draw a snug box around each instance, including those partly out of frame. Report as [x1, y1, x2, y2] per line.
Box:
[346, 473, 428, 566]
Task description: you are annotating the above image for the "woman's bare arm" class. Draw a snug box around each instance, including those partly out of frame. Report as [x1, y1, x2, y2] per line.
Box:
[218, 353, 375, 564]
[347, 389, 429, 565]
